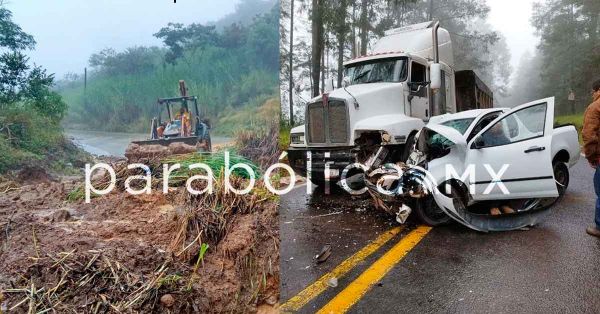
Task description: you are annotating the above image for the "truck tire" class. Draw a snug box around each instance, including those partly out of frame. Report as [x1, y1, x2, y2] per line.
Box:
[307, 172, 348, 193]
[307, 173, 327, 186]
[309, 169, 366, 193]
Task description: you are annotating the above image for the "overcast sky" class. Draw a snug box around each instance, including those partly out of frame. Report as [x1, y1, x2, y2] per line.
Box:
[7, 0, 538, 81]
[487, 0, 539, 72]
[6, 0, 240, 77]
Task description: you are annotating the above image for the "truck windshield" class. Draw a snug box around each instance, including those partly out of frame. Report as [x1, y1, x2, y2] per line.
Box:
[344, 57, 407, 85]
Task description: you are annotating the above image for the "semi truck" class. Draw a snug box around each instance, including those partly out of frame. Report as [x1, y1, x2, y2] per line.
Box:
[287, 20, 494, 185]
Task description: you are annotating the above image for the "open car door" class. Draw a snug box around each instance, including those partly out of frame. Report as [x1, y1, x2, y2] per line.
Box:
[431, 97, 558, 232]
[467, 97, 557, 200]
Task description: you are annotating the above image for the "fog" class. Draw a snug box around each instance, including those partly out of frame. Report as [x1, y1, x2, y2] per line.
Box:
[486, 0, 539, 80]
[5, 0, 240, 77]
[7, 0, 540, 84]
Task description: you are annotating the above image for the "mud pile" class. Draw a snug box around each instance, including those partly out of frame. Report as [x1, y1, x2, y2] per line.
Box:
[0, 163, 279, 313]
[125, 142, 199, 162]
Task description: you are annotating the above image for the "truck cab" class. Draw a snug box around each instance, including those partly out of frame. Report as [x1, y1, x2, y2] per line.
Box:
[288, 21, 492, 185]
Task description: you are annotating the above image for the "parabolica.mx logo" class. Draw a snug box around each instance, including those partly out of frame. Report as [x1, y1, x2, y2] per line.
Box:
[83, 150, 512, 203]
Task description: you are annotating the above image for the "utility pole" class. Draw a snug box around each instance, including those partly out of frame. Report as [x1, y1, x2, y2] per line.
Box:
[289, 0, 295, 125]
[569, 2, 575, 114]
[83, 67, 87, 109]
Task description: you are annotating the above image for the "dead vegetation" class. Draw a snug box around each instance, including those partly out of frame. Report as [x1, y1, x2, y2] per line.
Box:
[234, 121, 280, 170]
[0, 149, 279, 313]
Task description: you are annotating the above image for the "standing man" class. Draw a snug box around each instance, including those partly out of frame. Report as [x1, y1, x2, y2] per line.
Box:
[583, 79, 600, 237]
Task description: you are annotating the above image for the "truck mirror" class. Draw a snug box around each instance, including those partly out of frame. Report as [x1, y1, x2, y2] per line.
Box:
[342, 76, 351, 88]
[430, 63, 441, 90]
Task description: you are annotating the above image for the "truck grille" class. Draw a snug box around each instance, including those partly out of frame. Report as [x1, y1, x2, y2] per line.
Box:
[307, 103, 326, 143]
[307, 100, 348, 145]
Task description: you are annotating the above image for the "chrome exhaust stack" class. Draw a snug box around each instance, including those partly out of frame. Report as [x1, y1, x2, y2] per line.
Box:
[431, 20, 440, 63]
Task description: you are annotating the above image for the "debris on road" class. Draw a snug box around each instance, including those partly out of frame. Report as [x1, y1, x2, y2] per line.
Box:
[315, 244, 332, 264]
[327, 277, 338, 288]
[297, 211, 343, 219]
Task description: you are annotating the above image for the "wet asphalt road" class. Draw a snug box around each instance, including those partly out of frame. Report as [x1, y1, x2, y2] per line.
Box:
[280, 158, 600, 313]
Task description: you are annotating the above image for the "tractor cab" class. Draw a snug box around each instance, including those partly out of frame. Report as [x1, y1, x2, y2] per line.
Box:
[125, 81, 212, 161]
[145, 95, 211, 150]
[152, 96, 209, 142]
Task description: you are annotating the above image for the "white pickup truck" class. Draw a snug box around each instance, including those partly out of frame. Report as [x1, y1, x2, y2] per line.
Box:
[365, 97, 581, 231]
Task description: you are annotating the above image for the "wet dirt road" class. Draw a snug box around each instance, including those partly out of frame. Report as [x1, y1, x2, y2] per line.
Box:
[279, 158, 600, 313]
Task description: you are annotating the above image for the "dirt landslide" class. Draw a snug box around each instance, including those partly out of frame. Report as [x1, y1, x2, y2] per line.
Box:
[0, 159, 279, 313]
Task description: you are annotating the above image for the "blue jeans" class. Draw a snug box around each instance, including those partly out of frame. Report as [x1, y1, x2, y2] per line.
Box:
[595, 167, 600, 228]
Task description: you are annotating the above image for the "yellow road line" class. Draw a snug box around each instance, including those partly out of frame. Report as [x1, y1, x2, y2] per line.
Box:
[281, 226, 404, 312]
[316, 226, 432, 314]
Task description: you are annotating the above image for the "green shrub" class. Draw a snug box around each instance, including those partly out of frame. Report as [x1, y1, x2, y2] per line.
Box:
[0, 106, 90, 173]
[555, 114, 584, 144]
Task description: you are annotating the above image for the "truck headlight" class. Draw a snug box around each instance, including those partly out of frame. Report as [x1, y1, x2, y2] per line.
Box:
[291, 133, 305, 144]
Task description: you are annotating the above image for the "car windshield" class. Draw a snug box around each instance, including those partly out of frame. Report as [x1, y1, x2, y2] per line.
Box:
[343, 57, 407, 85]
[441, 118, 475, 135]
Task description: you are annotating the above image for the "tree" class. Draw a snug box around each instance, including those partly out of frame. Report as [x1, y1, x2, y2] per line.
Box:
[220, 23, 247, 49]
[283, 0, 509, 116]
[359, 0, 369, 55]
[532, 0, 599, 114]
[330, 0, 349, 87]
[154, 23, 219, 64]
[0, 7, 66, 121]
[311, 0, 324, 97]
[0, 51, 29, 105]
[289, 0, 295, 124]
[0, 8, 35, 50]
[24, 66, 67, 121]
[506, 50, 543, 106]
[89, 47, 162, 76]
[245, 5, 280, 72]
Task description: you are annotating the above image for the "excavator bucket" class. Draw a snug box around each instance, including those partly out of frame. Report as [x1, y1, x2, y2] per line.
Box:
[125, 137, 209, 162]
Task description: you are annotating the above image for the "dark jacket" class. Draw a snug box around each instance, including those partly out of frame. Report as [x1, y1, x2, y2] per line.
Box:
[583, 92, 600, 164]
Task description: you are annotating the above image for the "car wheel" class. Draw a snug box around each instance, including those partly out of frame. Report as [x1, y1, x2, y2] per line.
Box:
[413, 195, 452, 226]
[553, 161, 569, 202]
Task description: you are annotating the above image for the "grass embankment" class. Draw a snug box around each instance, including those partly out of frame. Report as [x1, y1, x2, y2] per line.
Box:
[216, 97, 280, 137]
[59, 5, 279, 136]
[555, 114, 584, 144]
[0, 107, 90, 173]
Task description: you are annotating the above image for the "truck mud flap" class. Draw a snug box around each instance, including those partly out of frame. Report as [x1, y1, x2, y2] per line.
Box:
[431, 189, 553, 232]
